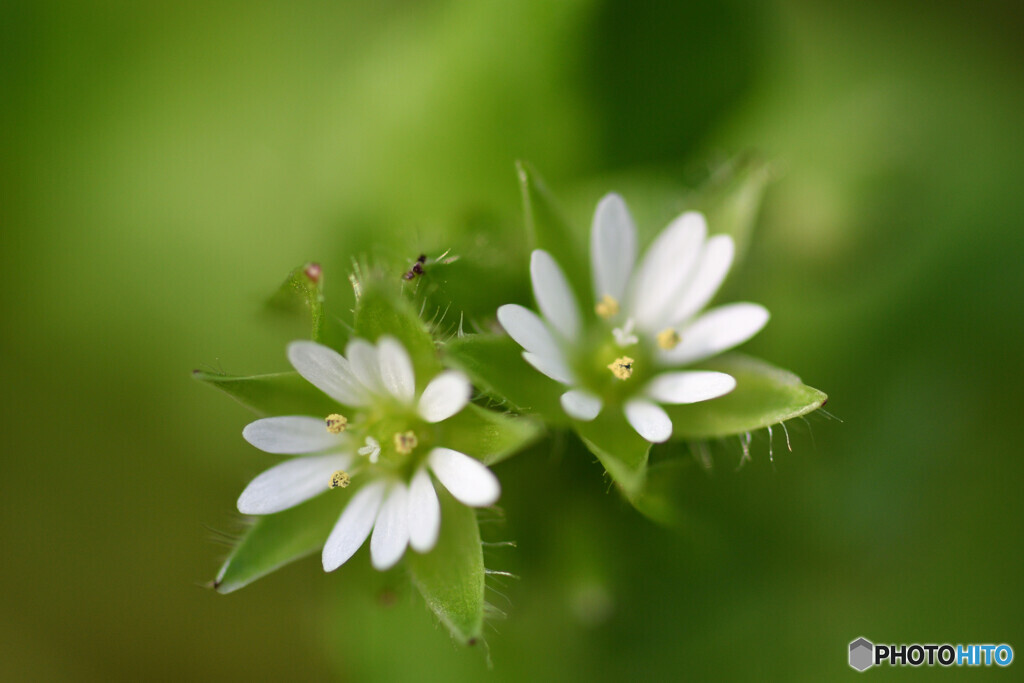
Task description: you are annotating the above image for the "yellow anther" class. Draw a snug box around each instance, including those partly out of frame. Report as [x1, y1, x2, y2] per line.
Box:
[393, 430, 418, 455]
[657, 328, 681, 350]
[329, 470, 351, 489]
[595, 295, 619, 319]
[325, 414, 348, 434]
[608, 356, 634, 380]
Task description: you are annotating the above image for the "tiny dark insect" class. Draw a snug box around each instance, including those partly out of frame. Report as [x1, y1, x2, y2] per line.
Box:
[402, 254, 428, 280]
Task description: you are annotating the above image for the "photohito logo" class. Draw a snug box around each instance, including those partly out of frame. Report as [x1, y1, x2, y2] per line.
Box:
[849, 637, 1014, 671]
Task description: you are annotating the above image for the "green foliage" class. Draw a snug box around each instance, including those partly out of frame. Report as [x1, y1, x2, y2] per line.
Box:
[443, 334, 567, 424]
[265, 262, 326, 341]
[441, 404, 544, 466]
[214, 491, 343, 594]
[193, 370, 338, 417]
[666, 353, 827, 439]
[353, 276, 441, 387]
[575, 410, 652, 499]
[407, 487, 486, 645]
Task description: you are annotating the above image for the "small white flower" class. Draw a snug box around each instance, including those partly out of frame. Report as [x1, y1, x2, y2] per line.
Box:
[236, 336, 500, 572]
[497, 193, 769, 443]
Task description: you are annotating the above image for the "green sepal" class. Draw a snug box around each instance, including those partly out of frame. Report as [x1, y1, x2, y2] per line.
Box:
[352, 277, 441, 388]
[265, 262, 326, 341]
[628, 457, 697, 527]
[516, 161, 590, 307]
[214, 490, 343, 594]
[665, 353, 827, 439]
[443, 333, 567, 425]
[686, 154, 773, 265]
[574, 409, 652, 499]
[193, 370, 338, 417]
[407, 487, 485, 645]
[440, 404, 544, 466]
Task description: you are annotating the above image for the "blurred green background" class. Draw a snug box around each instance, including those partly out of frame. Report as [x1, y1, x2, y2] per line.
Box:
[3, 0, 1023, 679]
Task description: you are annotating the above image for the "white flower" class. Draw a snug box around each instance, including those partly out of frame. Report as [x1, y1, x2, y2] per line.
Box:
[497, 193, 769, 443]
[236, 336, 501, 572]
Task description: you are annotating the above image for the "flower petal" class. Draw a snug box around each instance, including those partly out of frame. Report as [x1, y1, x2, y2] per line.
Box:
[322, 480, 386, 571]
[591, 193, 637, 303]
[242, 416, 344, 454]
[661, 303, 770, 366]
[417, 370, 471, 423]
[287, 340, 366, 406]
[630, 211, 706, 332]
[369, 483, 411, 570]
[667, 234, 735, 326]
[497, 304, 567, 365]
[560, 389, 603, 421]
[623, 399, 673, 443]
[530, 250, 580, 341]
[345, 338, 384, 395]
[523, 351, 575, 385]
[644, 371, 736, 404]
[407, 467, 441, 553]
[377, 336, 416, 404]
[237, 453, 351, 515]
[428, 447, 501, 507]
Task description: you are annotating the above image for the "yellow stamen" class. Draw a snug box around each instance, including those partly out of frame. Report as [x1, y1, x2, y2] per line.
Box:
[608, 356, 634, 380]
[329, 470, 350, 489]
[595, 294, 619, 319]
[657, 328, 681, 350]
[393, 430, 418, 455]
[325, 414, 348, 434]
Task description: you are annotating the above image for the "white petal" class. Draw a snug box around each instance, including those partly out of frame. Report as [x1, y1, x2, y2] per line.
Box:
[345, 338, 384, 395]
[417, 370, 471, 423]
[530, 250, 580, 341]
[287, 340, 366, 407]
[428, 447, 501, 507]
[237, 453, 351, 515]
[630, 211, 706, 332]
[661, 303, 770, 366]
[369, 483, 410, 570]
[667, 234, 735, 325]
[560, 389, 603, 421]
[623, 399, 673, 443]
[497, 304, 567, 365]
[322, 480, 386, 571]
[242, 416, 344, 454]
[407, 468, 441, 553]
[523, 351, 575, 385]
[377, 336, 416, 404]
[591, 193, 637, 303]
[644, 371, 736, 404]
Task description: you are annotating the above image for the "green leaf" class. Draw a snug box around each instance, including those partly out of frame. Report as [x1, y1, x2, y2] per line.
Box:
[440, 404, 544, 466]
[443, 333, 567, 425]
[193, 370, 338, 417]
[407, 487, 485, 645]
[214, 491, 342, 594]
[666, 353, 827, 439]
[575, 409, 652, 499]
[265, 262, 326, 341]
[629, 457, 697, 527]
[516, 161, 590, 307]
[686, 154, 773, 265]
[353, 278, 440, 387]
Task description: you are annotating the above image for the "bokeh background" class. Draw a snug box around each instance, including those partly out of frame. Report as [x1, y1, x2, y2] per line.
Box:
[3, 0, 1023, 679]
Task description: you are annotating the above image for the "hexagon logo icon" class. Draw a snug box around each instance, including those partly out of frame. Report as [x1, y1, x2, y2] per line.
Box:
[849, 637, 874, 672]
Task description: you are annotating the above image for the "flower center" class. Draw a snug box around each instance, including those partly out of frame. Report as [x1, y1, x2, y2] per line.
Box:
[656, 328, 681, 350]
[595, 294, 619, 319]
[329, 470, 351, 488]
[393, 430, 419, 455]
[607, 356, 635, 380]
[325, 414, 348, 434]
